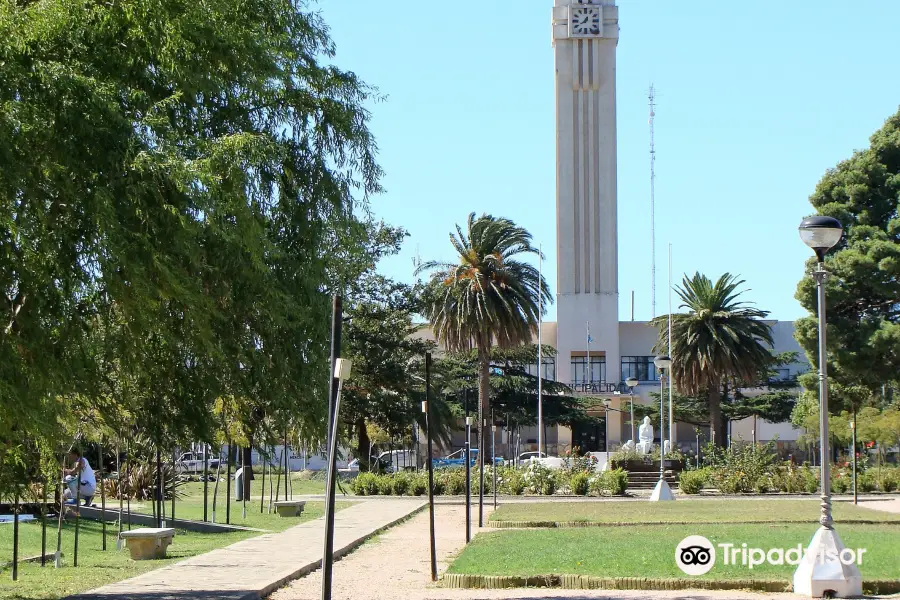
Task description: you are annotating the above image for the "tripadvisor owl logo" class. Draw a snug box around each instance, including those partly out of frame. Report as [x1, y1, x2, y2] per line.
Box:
[675, 535, 716, 575]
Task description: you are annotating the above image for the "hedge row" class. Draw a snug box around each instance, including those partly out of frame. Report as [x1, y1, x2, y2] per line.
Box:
[350, 464, 629, 497]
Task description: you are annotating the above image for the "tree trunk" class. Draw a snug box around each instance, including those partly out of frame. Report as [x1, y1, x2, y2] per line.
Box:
[356, 418, 370, 472]
[477, 344, 490, 525]
[708, 384, 726, 448]
[241, 446, 253, 500]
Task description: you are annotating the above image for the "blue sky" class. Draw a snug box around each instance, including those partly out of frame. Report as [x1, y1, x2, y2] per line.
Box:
[318, 1, 900, 322]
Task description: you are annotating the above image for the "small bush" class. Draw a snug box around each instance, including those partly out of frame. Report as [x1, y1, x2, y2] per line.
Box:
[376, 474, 393, 495]
[802, 469, 820, 494]
[875, 469, 899, 492]
[679, 469, 708, 495]
[569, 472, 590, 496]
[409, 473, 427, 496]
[500, 467, 525, 496]
[441, 469, 466, 495]
[831, 475, 850, 494]
[858, 471, 876, 492]
[351, 472, 379, 496]
[391, 472, 411, 496]
[524, 462, 557, 495]
[594, 468, 628, 496]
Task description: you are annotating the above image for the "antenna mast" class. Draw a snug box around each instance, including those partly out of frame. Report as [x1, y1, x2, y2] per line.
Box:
[649, 85, 657, 319]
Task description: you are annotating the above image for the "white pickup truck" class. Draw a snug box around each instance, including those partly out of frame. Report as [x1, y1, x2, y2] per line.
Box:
[175, 451, 220, 473]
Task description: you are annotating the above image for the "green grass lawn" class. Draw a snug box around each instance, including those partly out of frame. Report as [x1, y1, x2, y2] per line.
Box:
[449, 524, 900, 582]
[489, 499, 900, 524]
[125, 471, 350, 532]
[0, 498, 343, 600]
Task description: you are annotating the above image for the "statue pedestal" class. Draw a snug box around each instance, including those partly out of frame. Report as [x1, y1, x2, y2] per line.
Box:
[649, 479, 675, 502]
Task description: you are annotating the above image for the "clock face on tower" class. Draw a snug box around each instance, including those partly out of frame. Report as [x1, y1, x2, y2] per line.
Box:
[568, 5, 602, 37]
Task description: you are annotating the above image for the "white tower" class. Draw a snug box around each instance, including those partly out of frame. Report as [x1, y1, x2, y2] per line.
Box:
[551, 1, 621, 445]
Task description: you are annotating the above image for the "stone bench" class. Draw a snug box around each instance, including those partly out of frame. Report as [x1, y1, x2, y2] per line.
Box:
[273, 500, 306, 517]
[119, 527, 176, 560]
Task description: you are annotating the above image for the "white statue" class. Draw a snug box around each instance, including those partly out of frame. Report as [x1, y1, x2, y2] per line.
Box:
[622, 439, 635, 452]
[663, 440, 671, 456]
[636, 417, 653, 455]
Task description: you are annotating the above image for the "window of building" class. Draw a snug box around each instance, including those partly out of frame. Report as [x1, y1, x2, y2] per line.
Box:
[571, 355, 606, 385]
[774, 368, 791, 381]
[620, 356, 659, 382]
[525, 357, 556, 381]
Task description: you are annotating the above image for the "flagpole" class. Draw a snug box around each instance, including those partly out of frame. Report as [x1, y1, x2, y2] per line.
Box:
[537, 245, 543, 457]
[668, 243, 674, 451]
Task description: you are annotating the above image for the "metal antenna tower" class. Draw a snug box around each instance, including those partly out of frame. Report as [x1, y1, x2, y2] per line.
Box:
[649, 85, 657, 319]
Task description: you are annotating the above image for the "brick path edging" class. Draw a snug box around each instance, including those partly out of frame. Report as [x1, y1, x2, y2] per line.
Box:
[442, 573, 900, 595]
[488, 518, 896, 528]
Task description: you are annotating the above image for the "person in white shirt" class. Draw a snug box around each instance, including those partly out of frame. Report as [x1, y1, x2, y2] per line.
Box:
[63, 448, 97, 504]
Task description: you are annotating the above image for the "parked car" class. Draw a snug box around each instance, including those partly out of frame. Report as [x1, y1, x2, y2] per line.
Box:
[338, 458, 360, 475]
[175, 451, 220, 473]
[517, 451, 548, 464]
[432, 448, 503, 469]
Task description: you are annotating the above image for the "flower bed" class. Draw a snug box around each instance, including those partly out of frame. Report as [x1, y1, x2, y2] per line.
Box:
[677, 440, 900, 495]
[349, 463, 629, 497]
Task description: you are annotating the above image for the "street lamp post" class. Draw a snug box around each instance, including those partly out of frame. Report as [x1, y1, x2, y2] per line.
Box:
[850, 416, 857, 506]
[602, 399, 612, 453]
[625, 377, 638, 442]
[793, 215, 862, 598]
[464, 414, 472, 543]
[650, 356, 674, 502]
[423, 354, 437, 582]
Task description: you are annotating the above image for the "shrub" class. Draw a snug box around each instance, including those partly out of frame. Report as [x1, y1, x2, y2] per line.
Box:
[102, 462, 185, 501]
[703, 441, 777, 494]
[524, 462, 557, 495]
[679, 469, 708, 495]
[351, 472, 379, 496]
[499, 467, 525, 496]
[409, 473, 428, 496]
[874, 469, 899, 492]
[591, 468, 628, 496]
[391, 472, 411, 496]
[441, 469, 466, 495]
[569, 472, 590, 496]
[802, 468, 820, 494]
[375, 474, 394, 495]
[858, 472, 876, 492]
[831, 474, 850, 494]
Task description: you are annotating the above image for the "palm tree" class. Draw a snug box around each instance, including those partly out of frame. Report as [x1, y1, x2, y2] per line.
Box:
[416, 213, 550, 483]
[652, 273, 773, 447]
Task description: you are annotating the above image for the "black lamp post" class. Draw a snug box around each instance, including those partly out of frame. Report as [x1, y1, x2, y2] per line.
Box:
[423, 353, 437, 581]
[625, 377, 638, 442]
[793, 215, 861, 596]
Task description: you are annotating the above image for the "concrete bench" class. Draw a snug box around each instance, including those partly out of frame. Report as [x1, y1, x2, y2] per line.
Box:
[273, 500, 306, 517]
[119, 527, 176, 560]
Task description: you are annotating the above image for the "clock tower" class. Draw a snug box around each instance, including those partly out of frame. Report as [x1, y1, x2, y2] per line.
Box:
[551, 0, 621, 443]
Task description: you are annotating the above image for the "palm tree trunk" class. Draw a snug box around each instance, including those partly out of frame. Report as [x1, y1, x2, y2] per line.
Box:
[708, 384, 726, 448]
[477, 344, 490, 527]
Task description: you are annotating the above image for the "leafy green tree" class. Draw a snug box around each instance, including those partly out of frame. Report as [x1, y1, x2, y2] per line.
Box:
[794, 110, 900, 398]
[340, 276, 435, 471]
[653, 273, 774, 447]
[0, 0, 382, 480]
[436, 345, 597, 436]
[416, 213, 550, 472]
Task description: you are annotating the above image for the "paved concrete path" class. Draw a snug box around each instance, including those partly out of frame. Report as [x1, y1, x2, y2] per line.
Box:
[271, 504, 806, 600]
[66, 498, 425, 600]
